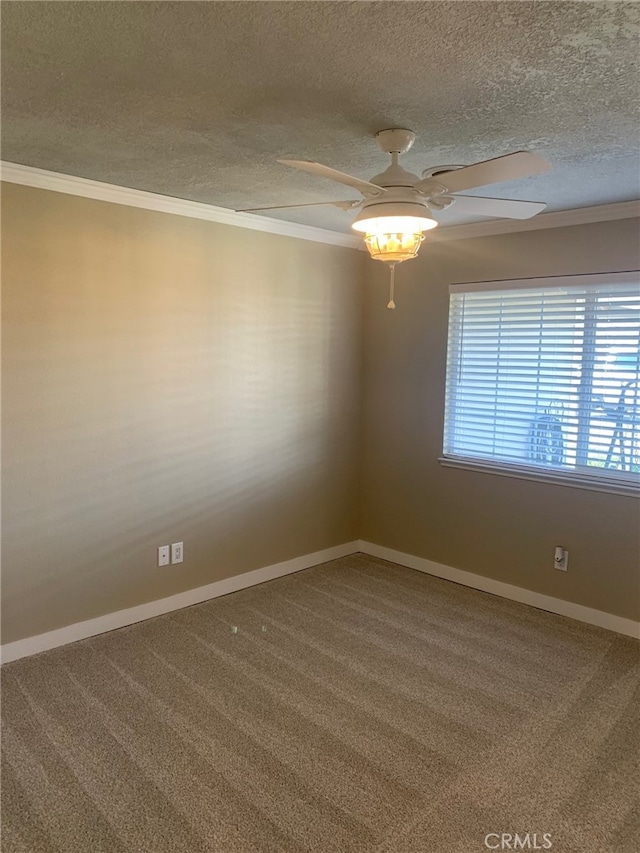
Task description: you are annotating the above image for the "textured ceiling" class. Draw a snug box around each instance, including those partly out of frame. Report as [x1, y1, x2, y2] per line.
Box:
[2, 1, 639, 232]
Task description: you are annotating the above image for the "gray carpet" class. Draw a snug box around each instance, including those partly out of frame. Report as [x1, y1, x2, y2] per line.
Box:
[1, 553, 639, 853]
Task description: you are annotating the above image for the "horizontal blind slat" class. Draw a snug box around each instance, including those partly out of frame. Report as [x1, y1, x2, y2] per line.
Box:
[444, 274, 640, 487]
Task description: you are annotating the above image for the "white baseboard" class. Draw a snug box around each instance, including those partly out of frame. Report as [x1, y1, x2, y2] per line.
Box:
[4, 538, 637, 663]
[357, 540, 640, 639]
[0, 541, 360, 664]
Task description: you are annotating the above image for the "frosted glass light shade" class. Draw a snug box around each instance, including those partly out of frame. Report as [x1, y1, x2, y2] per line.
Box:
[352, 211, 437, 263]
[363, 230, 425, 263]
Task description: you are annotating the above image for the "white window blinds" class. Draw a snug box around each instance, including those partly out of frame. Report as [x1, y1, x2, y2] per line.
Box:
[443, 272, 640, 492]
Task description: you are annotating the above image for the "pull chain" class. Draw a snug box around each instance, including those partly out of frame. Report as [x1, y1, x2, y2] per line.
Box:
[387, 262, 396, 310]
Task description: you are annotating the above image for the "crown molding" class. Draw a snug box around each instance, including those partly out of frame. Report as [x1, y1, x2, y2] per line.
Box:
[0, 161, 362, 250]
[429, 199, 640, 241]
[2, 161, 637, 247]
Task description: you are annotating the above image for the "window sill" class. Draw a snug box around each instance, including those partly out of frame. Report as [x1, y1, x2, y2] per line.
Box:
[438, 456, 640, 498]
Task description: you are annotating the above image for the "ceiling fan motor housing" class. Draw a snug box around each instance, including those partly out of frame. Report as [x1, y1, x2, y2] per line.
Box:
[369, 162, 422, 188]
[352, 191, 438, 232]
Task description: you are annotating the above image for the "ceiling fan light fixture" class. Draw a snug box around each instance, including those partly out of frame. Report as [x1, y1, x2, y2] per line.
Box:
[352, 209, 437, 263]
[351, 214, 437, 235]
[362, 230, 425, 263]
[277, 133, 550, 306]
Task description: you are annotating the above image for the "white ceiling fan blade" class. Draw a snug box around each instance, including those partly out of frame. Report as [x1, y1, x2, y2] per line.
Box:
[238, 200, 360, 212]
[278, 159, 388, 198]
[443, 195, 547, 219]
[417, 151, 551, 194]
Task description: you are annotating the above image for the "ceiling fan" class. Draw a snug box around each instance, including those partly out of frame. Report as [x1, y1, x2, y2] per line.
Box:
[239, 129, 551, 307]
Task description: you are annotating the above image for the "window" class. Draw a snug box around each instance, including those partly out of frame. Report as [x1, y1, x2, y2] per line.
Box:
[442, 272, 640, 495]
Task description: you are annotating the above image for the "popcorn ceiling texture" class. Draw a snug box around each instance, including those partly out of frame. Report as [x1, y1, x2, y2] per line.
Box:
[2, 1, 639, 231]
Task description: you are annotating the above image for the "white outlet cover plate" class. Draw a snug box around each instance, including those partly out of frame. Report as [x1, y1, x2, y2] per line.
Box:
[171, 542, 184, 564]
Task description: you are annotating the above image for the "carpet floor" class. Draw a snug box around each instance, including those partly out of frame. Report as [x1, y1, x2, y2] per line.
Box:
[1, 553, 638, 853]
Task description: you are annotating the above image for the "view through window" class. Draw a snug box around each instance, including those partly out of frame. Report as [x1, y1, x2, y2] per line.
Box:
[443, 272, 640, 490]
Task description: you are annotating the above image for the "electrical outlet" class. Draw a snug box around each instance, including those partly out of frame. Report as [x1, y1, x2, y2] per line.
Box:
[554, 546, 569, 571]
[171, 542, 184, 564]
[158, 545, 170, 567]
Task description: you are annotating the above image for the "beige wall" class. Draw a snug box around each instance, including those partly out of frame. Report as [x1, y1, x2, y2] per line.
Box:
[361, 218, 640, 621]
[1, 183, 364, 643]
[2, 184, 639, 646]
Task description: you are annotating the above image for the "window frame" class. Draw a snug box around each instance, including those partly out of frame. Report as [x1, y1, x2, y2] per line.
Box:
[439, 270, 640, 498]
